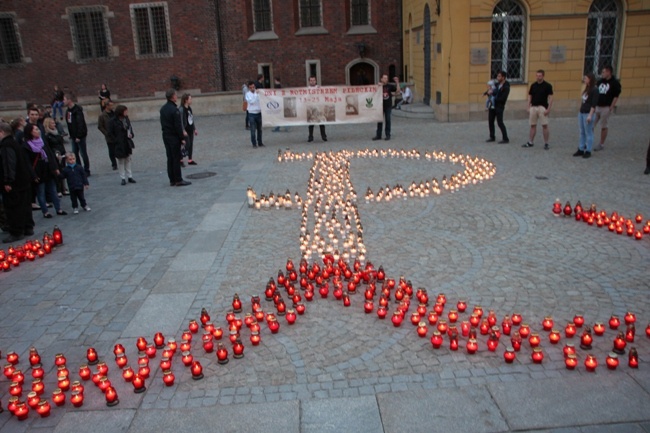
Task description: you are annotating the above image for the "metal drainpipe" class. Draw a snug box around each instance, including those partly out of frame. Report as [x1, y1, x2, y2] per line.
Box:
[215, 0, 227, 91]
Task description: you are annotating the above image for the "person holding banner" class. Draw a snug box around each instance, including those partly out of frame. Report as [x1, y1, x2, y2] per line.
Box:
[245, 81, 264, 148]
[373, 74, 400, 141]
[307, 76, 327, 143]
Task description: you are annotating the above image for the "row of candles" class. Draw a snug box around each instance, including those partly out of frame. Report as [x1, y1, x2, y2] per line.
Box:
[0, 257, 647, 420]
[553, 200, 650, 241]
[0, 227, 63, 271]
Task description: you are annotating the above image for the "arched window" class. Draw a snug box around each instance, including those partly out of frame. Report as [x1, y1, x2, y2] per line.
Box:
[491, 0, 526, 82]
[584, 0, 621, 76]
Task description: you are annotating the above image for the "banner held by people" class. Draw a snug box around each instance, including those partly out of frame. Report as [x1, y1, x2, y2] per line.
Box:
[258, 85, 384, 127]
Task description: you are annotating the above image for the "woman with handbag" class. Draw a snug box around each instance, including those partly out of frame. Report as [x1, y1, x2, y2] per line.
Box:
[24, 123, 67, 217]
[108, 105, 136, 186]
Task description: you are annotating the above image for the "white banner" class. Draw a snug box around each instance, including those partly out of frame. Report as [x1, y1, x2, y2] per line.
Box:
[258, 85, 384, 127]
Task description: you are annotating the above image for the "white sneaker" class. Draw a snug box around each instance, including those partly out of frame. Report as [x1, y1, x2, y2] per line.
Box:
[83, 206, 91, 212]
[73, 208, 79, 214]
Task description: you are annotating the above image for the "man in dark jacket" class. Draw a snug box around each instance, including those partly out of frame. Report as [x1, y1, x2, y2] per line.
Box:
[64, 93, 91, 176]
[486, 70, 510, 144]
[98, 100, 118, 170]
[160, 89, 190, 186]
[0, 122, 34, 243]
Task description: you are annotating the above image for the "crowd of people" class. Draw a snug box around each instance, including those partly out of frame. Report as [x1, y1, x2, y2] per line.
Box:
[1, 71, 645, 241]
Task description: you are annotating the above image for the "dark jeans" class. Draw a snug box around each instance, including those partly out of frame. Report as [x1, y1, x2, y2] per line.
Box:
[308, 125, 327, 139]
[69, 189, 87, 209]
[2, 188, 34, 236]
[488, 107, 508, 140]
[163, 136, 183, 183]
[71, 137, 90, 174]
[36, 179, 61, 214]
[376, 105, 392, 138]
[185, 129, 195, 159]
[248, 112, 263, 146]
[106, 140, 117, 168]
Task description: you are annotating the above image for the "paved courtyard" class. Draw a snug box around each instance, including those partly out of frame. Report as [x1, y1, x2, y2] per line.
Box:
[0, 109, 649, 432]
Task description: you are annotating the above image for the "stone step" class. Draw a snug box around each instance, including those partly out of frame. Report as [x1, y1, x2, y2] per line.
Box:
[392, 102, 436, 119]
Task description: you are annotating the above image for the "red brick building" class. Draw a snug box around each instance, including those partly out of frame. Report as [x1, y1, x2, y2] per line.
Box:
[0, 0, 402, 105]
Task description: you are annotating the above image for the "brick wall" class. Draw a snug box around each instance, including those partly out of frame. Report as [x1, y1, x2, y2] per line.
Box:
[219, 0, 402, 89]
[0, 0, 402, 108]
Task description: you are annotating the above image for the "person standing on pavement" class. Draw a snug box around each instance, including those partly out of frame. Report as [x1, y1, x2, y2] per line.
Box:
[160, 89, 190, 186]
[523, 70, 553, 150]
[372, 74, 400, 141]
[573, 73, 599, 159]
[307, 76, 327, 142]
[0, 121, 34, 243]
[593, 65, 622, 152]
[64, 93, 91, 177]
[245, 81, 264, 148]
[272, 78, 289, 133]
[24, 123, 65, 218]
[109, 105, 137, 186]
[179, 93, 198, 165]
[486, 71, 510, 144]
[97, 100, 118, 171]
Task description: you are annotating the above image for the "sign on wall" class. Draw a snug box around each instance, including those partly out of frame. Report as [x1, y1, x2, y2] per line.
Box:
[258, 85, 384, 127]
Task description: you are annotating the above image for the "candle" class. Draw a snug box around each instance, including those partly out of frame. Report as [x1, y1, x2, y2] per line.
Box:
[503, 347, 516, 363]
[191, 361, 204, 380]
[105, 386, 119, 406]
[132, 374, 146, 393]
[584, 354, 598, 372]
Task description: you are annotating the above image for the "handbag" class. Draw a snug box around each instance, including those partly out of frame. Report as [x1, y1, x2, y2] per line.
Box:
[128, 138, 135, 149]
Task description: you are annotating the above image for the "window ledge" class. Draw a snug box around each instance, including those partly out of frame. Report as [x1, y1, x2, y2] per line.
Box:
[248, 31, 279, 41]
[295, 26, 329, 36]
[346, 25, 377, 35]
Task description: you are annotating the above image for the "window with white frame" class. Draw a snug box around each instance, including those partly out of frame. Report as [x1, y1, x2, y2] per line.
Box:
[299, 0, 322, 28]
[490, 0, 526, 82]
[583, 0, 621, 76]
[0, 13, 22, 65]
[305, 59, 321, 84]
[130, 2, 172, 59]
[68, 6, 111, 61]
[253, 0, 272, 32]
[351, 0, 369, 26]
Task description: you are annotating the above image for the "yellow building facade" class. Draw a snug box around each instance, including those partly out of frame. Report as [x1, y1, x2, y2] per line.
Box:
[402, 0, 650, 121]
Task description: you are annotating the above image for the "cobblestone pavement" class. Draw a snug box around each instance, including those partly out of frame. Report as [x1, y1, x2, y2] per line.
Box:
[1, 111, 649, 433]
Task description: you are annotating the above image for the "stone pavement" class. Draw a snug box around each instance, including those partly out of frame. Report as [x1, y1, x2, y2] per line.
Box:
[0, 110, 649, 433]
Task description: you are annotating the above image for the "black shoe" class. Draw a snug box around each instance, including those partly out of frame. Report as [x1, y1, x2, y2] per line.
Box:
[384, 136, 391, 141]
[308, 137, 314, 142]
[322, 137, 327, 142]
[43, 213, 53, 219]
[573, 150, 584, 157]
[498, 139, 509, 144]
[3, 234, 24, 244]
[128, 178, 136, 183]
[485, 138, 496, 142]
[175, 180, 192, 186]
[121, 179, 127, 185]
[372, 136, 381, 141]
[544, 143, 549, 150]
[180, 161, 185, 167]
[188, 160, 197, 165]
[645, 167, 650, 175]
[582, 151, 592, 159]
[170, 182, 176, 186]
[24, 228, 34, 236]
[258, 143, 264, 147]
[112, 165, 118, 170]
[522, 142, 534, 148]
[56, 210, 68, 216]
